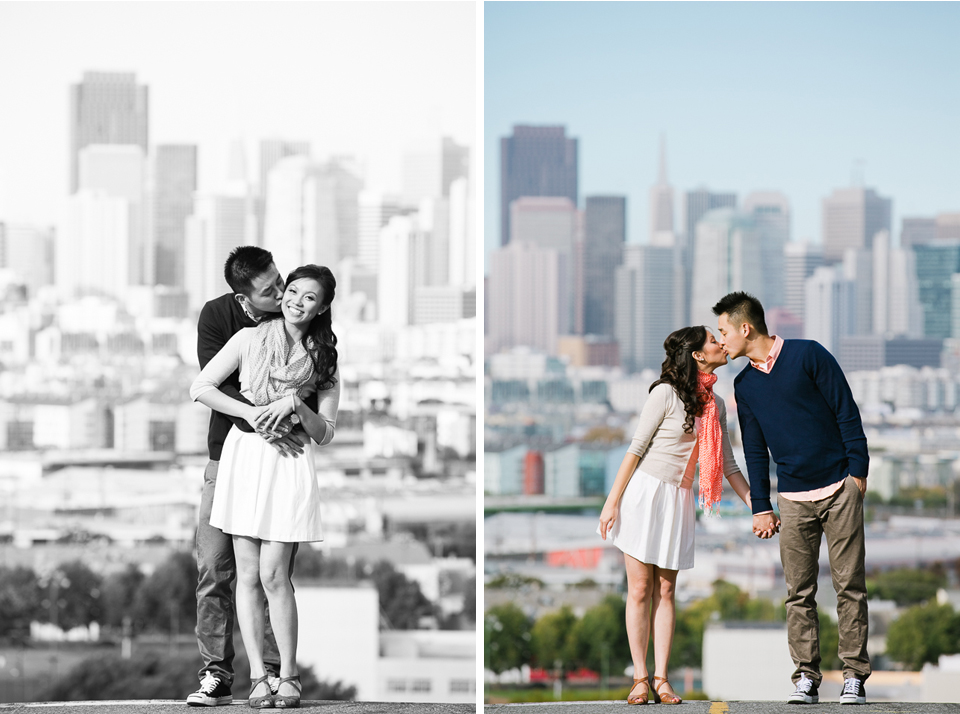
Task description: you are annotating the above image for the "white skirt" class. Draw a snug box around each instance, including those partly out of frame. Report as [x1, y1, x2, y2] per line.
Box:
[599, 467, 695, 570]
[210, 427, 323, 543]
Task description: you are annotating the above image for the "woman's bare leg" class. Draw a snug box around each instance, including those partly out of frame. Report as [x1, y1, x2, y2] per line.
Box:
[650, 565, 680, 697]
[259, 540, 299, 695]
[624, 555, 655, 688]
[234, 536, 269, 689]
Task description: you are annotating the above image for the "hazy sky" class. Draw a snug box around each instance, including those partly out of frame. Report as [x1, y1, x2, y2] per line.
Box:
[0, 1, 475, 226]
[485, 2, 960, 272]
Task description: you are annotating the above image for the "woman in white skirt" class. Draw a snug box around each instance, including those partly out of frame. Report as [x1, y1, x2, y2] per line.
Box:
[190, 264, 340, 709]
[598, 326, 753, 705]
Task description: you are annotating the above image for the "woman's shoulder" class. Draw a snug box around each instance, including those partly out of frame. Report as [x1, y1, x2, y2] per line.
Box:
[649, 381, 679, 401]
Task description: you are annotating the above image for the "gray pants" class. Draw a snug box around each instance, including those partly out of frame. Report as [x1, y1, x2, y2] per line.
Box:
[778, 476, 871, 686]
[196, 460, 295, 685]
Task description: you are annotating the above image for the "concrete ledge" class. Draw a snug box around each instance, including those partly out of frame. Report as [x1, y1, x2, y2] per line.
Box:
[485, 702, 960, 713]
[0, 702, 475, 713]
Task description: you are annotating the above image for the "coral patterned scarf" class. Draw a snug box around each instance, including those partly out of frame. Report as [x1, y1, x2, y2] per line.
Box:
[697, 370, 724, 516]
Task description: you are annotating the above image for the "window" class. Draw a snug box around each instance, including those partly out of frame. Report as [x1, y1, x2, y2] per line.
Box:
[386, 680, 406, 693]
[450, 679, 474, 694]
[411, 680, 432, 693]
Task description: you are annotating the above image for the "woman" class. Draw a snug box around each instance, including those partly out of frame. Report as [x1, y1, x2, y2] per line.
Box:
[598, 326, 752, 705]
[190, 264, 339, 709]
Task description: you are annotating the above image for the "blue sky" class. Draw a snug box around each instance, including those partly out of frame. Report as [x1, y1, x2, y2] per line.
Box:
[484, 1, 960, 272]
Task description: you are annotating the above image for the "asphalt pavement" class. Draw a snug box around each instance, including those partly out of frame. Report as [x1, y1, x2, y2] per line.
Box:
[485, 702, 960, 713]
[0, 702, 474, 713]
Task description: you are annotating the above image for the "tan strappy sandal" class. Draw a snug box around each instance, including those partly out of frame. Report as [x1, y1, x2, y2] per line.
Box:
[627, 676, 650, 705]
[274, 675, 301, 709]
[653, 675, 682, 705]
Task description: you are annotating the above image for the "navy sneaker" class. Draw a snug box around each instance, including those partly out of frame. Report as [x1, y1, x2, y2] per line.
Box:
[840, 677, 866, 705]
[187, 672, 233, 707]
[788, 674, 819, 704]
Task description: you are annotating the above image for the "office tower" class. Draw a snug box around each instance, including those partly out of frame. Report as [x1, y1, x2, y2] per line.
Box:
[0, 224, 55, 295]
[378, 215, 419, 329]
[510, 196, 578, 336]
[615, 244, 674, 373]
[914, 243, 960, 339]
[183, 192, 257, 312]
[263, 156, 362, 274]
[804, 265, 856, 356]
[821, 187, 891, 263]
[152, 145, 197, 287]
[872, 230, 922, 338]
[689, 208, 762, 329]
[901, 217, 937, 248]
[951, 274, 960, 339]
[76, 144, 148, 286]
[648, 136, 674, 240]
[681, 188, 737, 324]
[448, 177, 475, 289]
[58, 191, 132, 299]
[500, 125, 578, 246]
[69, 72, 148, 192]
[743, 191, 790, 308]
[582, 196, 626, 337]
[784, 241, 823, 325]
[441, 137, 469, 198]
[487, 241, 565, 355]
[843, 248, 873, 335]
[257, 139, 310, 245]
[357, 192, 404, 272]
[418, 197, 450, 287]
[901, 213, 960, 247]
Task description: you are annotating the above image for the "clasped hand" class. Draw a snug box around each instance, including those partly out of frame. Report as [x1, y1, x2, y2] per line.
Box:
[752, 512, 781, 539]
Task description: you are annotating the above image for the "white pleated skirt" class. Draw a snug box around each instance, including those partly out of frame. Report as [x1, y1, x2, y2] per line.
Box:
[210, 427, 324, 543]
[599, 467, 696, 571]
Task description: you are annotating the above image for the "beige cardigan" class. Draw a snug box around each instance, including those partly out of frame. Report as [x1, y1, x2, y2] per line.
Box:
[627, 382, 739, 486]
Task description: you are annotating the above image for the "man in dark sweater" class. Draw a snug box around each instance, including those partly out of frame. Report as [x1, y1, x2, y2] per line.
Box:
[713, 292, 870, 706]
[187, 246, 318, 707]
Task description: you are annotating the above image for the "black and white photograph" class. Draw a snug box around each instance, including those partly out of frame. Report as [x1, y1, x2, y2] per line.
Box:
[0, 2, 477, 710]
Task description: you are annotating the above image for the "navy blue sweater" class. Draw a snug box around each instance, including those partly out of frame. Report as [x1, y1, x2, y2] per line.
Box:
[734, 339, 869, 514]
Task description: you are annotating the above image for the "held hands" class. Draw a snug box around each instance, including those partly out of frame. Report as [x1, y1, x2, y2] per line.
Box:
[255, 395, 297, 435]
[753, 512, 781, 539]
[598, 500, 618, 540]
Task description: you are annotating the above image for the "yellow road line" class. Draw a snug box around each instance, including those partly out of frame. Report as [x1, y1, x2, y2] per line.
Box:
[709, 703, 730, 714]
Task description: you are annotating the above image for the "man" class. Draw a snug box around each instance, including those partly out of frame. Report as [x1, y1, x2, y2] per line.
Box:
[712, 292, 870, 706]
[187, 246, 318, 707]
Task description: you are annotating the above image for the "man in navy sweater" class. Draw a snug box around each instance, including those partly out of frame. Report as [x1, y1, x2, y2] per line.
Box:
[713, 292, 870, 706]
[187, 246, 318, 707]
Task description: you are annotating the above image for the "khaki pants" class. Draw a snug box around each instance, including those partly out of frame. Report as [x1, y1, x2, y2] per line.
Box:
[777, 476, 871, 685]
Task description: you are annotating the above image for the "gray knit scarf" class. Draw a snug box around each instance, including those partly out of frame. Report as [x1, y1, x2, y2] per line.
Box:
[248, 319, 315, 406]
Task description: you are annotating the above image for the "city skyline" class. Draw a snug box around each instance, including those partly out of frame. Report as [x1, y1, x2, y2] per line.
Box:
[0, 2, 475, 227]
[484, 2, 960, 272]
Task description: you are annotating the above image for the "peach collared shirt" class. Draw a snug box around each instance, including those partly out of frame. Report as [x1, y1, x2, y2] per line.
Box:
[749, 335, 845, 510]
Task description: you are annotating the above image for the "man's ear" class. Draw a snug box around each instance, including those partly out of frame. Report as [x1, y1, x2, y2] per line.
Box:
[234, 293, 247, 306]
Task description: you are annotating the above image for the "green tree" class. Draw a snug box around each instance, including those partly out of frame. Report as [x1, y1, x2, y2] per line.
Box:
[38, 560, 103, 630]
[0, 565, 41, 641]
[99, 564, 145, 629]
[531, 606, 578, 676]
[867, 567, 947, 607]
[133, 551, 197, 633]
[369, 561, 436, 629]
[819, 617, 842, 671]
[570, 595, 631, 674]
[886, 602, 960, 670]
[485, 603, 532, 675]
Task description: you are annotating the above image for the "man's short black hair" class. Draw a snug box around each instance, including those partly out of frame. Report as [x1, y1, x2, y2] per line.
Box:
[712, 291, 769, 336]
[224, 246, 274, 296]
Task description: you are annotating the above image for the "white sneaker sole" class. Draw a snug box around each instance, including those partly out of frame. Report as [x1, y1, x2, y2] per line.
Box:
[788, 694, 819, 704]
[186, 695, 233, 707]
[840, 696, 866, 705]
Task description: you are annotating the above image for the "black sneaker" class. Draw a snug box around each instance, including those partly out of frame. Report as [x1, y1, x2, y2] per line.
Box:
[788, 674, 819, 704]
[187, 672, 233, 707]
[840, 677, 866, 705]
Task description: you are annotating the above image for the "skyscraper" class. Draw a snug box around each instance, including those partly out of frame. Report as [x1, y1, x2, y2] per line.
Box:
[258, 139, 310, 245]
[500, 125, 578, 246]
[872, 230, 922, 338]
[914, 243, 960, 339]
[152, 145, 197, 287]
[648, 135, 674, 240]
[0, 223, 55, 295]
[821, 187, 891, 263]
[901, 213, 960, 247]
[743, 191, 790, 309]
[615, 244, 674, 373]
[783, 241, 823, 326]
[582, 195, 626, 337]
[681, 188, 737, 324]
[804, 265, 855, 356]
[357, 192, 405, 273]
[441, 137, 470, 198]
[69, 72, 149, 192]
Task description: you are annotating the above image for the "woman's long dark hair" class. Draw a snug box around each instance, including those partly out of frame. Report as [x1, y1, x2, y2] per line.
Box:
[649, 326, 709, 434]
[284, 264, 338, 390]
